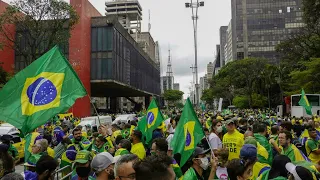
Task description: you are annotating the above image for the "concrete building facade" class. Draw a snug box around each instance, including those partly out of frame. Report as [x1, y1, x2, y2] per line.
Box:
[173, 83, 180, 91]
[137, 32, 156, 62]
[224, 21, 233, 64]
[230, 0, 304, 63]
[160, 76, 174, 93]
[219, 26, 228, 67]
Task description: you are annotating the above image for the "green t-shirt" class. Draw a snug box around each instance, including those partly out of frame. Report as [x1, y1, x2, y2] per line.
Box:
[306, 138, 320, 163]
[183, 167, 204, 180]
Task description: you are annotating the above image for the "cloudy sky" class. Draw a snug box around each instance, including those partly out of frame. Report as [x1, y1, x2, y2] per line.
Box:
[3, 0, 231, 98]
[95, 0, 231, 98]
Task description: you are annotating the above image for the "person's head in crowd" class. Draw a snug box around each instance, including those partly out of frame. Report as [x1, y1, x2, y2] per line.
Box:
[203, 128, 210, 137]
[62, 124, 69, 133]
[124, 124, 131, 130]
[0, 144, 14, 178]
[268, 155, 291, 179]
[307, 128, 318, 140]
[190, 147, 210, 174]
[91, 152, 116, 180]
[151, 138, 168, 156]
[76, 125, 83, 130]
[240, 144, 257, 163]
[253, 123, 267, 136]
[280, 121, 292, 132]
[134, 154, 175, 180]
[35, 155, 58, 180]
[43, 133, 52, 145]
[226, 119, 236, 133]
[72, 128, 82, 142]
[278, 130, 292, 148]
[130, 120, 137, 127]
[244, 130, 254, 138]
[118, 139, 132, 152]
[95, 135, 107, 149]
[211, 120, 223, 134]
[74, 150, 93, 178]
[114, 154, 138, 180]
[32, 139, 48, 154]
[271, 125, 279, 135]
[227, 158, 255, 180]
[112, 124, 120, 132]
[0, 134, 13, 146]
[130, 130, 142, 144]
[215, 148, 229, 168]
[285, 162, 314, 180]
[244, 136, 258, 147]
[115, 135, 124, 146]
[92, 132, 100, 139]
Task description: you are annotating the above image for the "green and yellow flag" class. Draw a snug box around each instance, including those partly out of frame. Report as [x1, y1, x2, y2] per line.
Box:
[171, 98, 204, 166]
[299, 89, 312, 115]
[0, 46, 87, 136]
[137, 98, 164, 144]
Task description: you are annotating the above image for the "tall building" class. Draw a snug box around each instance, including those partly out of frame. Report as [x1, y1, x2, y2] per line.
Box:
[206, 61, 214, 80]
[224, 21, 233, 64]
[219, 26, 228, 67]
[230, 0, 303, 63]
[173, 83, 180, 91]
[136, 32, 156, 62]
[105, 0, 142, 40]
[160, 49, 174, 93]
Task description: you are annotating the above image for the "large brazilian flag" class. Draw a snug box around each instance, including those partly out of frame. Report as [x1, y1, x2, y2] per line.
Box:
[171, 98, 205, 167]
[0, 45, 87, 136]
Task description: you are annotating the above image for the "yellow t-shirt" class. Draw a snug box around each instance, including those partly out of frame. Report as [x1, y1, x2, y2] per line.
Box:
[47, 147, 55, 158]
[222, 130, 244, 160]
[131, 142, 146, 160]
[111, 130, 122, 142]
[305, 139, 320, 164]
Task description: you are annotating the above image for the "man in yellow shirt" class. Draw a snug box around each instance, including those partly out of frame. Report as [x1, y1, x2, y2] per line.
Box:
[305, 128, 320, 164]
[222, 118, 244, 160]
[130, 130, 146, 159]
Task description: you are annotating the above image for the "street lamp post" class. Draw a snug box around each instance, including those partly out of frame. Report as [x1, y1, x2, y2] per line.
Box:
[185, 0, 204, 108]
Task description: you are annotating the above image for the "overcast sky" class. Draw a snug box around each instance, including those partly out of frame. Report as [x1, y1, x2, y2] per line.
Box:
[3, 0, 231, 98]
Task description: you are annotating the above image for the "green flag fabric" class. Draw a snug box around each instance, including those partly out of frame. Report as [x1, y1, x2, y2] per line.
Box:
[298, 89, 312, 115]
[171, 98, 205, 167]
[137, 98, 164, 144]
[0, 46, 87, 136]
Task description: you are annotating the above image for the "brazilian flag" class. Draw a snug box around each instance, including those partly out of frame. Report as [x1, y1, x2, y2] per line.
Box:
[299, 89, 312, 115]
[171, 98, 205, 166]
[137, 98, 164, 145]
[0, 46, 87, 136]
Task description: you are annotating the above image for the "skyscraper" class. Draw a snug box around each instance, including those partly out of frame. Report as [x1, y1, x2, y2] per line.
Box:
[219, 26, 228, 67]
[230, 0, 303, 63]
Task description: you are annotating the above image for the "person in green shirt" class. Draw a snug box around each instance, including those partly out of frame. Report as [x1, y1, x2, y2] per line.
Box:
[183, 147, 217, 180]
[305, 128, 320, 164]
[253, 123, 273, 165]
[279, 130, 306, 162]
[92, 135, 114, 155]
[115, 139, 131, 156]
[71, 150, 96, 180]
[71, 128, 92, 151]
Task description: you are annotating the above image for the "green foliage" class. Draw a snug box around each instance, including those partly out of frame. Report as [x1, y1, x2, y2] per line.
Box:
[200, 89, 214, 105]
[289, 58, 320, 94]
[251, 93, 267, 108]
[163, 90, 184, 104]
[0, 0, 79, 66]
[232, 96, 249, 109]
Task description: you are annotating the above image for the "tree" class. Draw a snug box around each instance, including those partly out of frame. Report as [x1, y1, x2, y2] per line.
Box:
[233, 96, 249, 109]
[201, 89, 214, 106]
[163, 90, 184, 106]
[289, 58, 320, 94]
[0, 0, 79, 67]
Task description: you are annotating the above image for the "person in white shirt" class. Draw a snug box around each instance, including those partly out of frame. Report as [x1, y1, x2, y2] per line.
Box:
[208, 120, 223, 150]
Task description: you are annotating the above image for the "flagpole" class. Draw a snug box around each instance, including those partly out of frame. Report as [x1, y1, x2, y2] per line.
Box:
[87, 95, 101, 125]
[205, 136, 215, 158]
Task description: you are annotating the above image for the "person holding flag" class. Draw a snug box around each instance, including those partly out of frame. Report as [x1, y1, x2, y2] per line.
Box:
[0, 45, 87, 163]
[136, 98, 165, 145]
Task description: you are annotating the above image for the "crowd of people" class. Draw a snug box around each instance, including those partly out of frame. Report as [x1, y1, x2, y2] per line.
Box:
[0, 109, 320, 180]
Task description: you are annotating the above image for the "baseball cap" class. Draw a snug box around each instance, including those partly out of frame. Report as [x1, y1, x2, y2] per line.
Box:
[240, 144, 257, 160]
[91, 152, 114, 173]
[285, 163, 313, 180]
[75, 150, 92, 164]
[225, 119, 235, 125]
[244, 136, 257, 147]
[191, 147, 210, 159]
